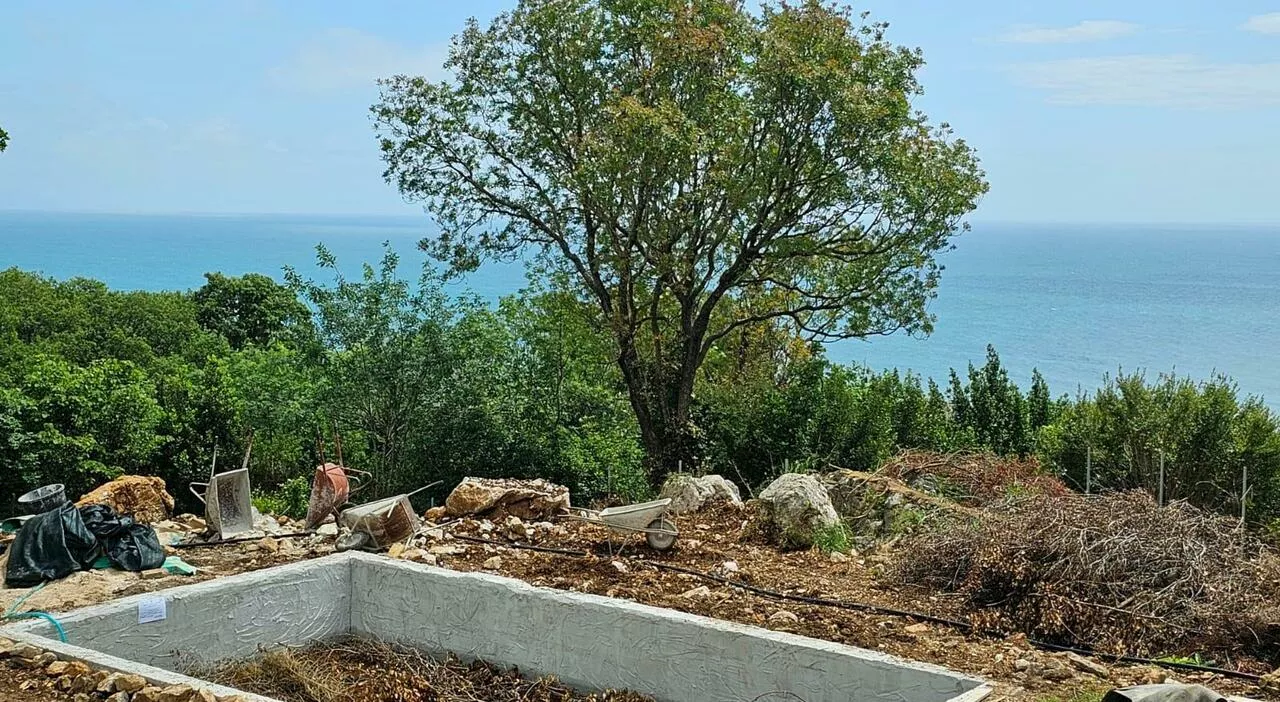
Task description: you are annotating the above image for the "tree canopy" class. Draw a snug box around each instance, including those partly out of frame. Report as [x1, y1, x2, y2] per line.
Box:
[0, 125, 8, 152]
[373, 0, 987, 481]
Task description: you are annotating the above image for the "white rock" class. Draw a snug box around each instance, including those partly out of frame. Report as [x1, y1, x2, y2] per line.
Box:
[754, 473, 840, 549]
[768, 610, 800, 624]
[659, 474, 743, 513]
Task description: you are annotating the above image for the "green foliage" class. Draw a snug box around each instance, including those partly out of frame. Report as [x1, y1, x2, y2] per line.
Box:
[811, 522, 852, 554]
[0, 125, 8, 152]
[1156, 653, 1216, 667]
[193, 273, 310, 350]
[374, 0, 987, 482]
[2, 256, 1278, 530]
[1040, 372, 1280, 519]
[252, 476, 312, 520]
[1033, 688, 1107, 702]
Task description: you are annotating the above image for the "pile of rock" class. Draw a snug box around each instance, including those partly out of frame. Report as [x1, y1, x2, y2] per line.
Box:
[0, 637, 248, 701]
[440, 478, 571, 521]
[76, 476, 175, 525]
[657, 475, 742, 513]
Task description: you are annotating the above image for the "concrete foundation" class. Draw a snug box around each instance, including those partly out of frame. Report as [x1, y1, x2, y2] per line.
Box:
[2, 552, 990, 702]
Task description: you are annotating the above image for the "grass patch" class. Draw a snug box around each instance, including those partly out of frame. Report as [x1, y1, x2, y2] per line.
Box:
[1034, 687, 1108, 702]
[812, 522, 852, 554]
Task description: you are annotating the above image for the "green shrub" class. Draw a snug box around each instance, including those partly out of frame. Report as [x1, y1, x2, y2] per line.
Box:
[253, 476, 311, 519]
[811, 522, 852, 554]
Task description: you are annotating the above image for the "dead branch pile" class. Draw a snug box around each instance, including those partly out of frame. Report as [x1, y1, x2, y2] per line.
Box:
[192, 636, 653, 702]
[879, 450, 1070, 506]
[894, 491, 1280, 659]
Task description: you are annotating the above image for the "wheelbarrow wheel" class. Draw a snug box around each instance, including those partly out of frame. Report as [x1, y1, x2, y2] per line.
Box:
[645, 517, 677, 551]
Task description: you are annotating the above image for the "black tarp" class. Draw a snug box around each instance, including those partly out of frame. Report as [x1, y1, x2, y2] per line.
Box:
[105, 523, 164, 572]
[1103, 685, 1227, 702]
[4, 502, 99, 587]
[4, 503, 166, 587]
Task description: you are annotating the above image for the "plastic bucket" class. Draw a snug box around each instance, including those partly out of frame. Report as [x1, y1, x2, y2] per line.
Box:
[17, 484, 68, 514]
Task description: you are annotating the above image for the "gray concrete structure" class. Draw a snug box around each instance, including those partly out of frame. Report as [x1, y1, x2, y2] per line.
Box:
[2, 552, 990, 702]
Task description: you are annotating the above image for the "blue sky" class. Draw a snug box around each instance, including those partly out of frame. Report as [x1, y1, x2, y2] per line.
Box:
[1, 1, 1278, 223]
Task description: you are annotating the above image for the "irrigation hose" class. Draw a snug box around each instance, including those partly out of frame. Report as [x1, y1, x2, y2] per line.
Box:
[446, 533, 1264, 683]
[2, 582, 68, 643]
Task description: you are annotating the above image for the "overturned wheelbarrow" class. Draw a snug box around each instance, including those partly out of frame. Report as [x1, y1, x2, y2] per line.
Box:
[305, 462, 370, 531]
[190, 445, 254, 541]
[334, 481, 441, 552]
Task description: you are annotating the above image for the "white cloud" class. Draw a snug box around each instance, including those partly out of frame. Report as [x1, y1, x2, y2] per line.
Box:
[269, 29, 446, 94]
[1011, 54, 1280, 108]
[1000, 20, 1140, 44]
[1242, 12, 1280, 34]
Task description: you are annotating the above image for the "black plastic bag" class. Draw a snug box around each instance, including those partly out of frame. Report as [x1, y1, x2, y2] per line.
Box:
[4, 502, 100, 587]
[105, 523, 165, 572]
[79, 504, 135, 538]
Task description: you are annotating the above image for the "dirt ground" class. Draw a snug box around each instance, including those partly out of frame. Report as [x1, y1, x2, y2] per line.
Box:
[194, 636, 653, 702]
[0, 505, 1270, 702]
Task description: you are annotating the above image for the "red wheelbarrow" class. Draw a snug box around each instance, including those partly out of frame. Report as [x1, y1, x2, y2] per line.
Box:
[305, 462, 371, 531]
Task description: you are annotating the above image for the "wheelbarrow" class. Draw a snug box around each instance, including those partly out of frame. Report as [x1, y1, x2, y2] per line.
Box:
[304, 462, 371, 531]
[189, 445, 255, 541]
[334, 481, 441, 552]
[562, 497, 678, 551]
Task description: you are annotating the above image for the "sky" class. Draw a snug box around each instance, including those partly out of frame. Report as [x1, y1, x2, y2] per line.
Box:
[1, 1, 1279, 223]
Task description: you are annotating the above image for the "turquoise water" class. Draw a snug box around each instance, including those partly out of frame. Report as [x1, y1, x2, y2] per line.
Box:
[2, 211, 1278, 407]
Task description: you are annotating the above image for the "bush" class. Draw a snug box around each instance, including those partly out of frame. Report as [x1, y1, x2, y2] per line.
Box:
[253, 476, 312, 519]
[811, 522, 852, 554]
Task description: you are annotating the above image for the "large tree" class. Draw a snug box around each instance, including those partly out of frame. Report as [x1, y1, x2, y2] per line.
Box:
[373, 0, 987, 483]
[0, 125, 8, 152]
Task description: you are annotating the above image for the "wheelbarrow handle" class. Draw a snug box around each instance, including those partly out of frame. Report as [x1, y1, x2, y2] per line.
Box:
[189, 482, 209, 504]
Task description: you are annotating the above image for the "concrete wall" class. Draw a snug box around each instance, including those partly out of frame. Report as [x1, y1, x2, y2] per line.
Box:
[351, 554, 988, 702]
[6, 553, 350, 668]
[3, 552, 990, 702]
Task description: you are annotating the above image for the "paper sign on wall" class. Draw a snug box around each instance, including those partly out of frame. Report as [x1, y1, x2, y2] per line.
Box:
[137, 597, 167, 624]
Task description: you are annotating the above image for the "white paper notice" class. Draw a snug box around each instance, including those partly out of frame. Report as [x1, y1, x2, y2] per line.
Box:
[137, 597, 167, 624]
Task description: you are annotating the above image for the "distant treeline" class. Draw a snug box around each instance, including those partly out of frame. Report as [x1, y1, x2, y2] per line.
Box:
[1, 254, 1276, 524]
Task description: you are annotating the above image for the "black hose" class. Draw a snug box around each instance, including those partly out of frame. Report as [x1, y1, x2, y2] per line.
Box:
[172, 531, 315, 548]
[453, 533, 589, 557]
[448, 533, 1264, 683]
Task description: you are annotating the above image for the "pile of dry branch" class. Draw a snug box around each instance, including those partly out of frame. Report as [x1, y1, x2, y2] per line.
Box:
[192, 637, 652, 702]
[879, 450, 1070, 506]
[894, 491, 1280, 660]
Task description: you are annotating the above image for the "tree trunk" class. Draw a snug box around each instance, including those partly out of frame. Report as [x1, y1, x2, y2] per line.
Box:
[617, 344, 698, 488]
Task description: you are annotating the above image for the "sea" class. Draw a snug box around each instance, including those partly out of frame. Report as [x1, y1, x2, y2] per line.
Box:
[2, 211, 1278, 408]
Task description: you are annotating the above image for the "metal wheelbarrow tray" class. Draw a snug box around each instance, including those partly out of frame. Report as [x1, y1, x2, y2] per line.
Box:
[189, 468, 253, 540]
[189, 444, 255, 541]
[563, 497, 678, 550]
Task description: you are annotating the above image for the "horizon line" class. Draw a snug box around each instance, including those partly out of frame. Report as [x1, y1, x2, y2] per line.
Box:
[2, 207, 1280, 230]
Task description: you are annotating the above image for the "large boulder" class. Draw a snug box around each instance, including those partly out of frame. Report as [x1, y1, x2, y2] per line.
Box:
[76, 476, 174, 524]
[659, 474, 742, 513]
[444, 478, 570, 521]
[751, 473, 840, 549]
